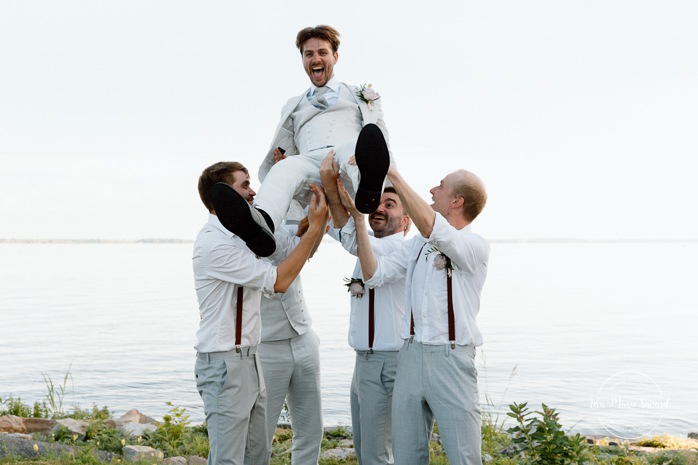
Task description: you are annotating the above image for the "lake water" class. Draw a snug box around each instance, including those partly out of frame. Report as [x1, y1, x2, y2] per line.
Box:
[1, 240, 696, 439]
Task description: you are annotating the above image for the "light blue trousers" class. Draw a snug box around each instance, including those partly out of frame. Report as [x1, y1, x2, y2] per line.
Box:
[351, 350, 398, 465]
[392, 340, 482, 465]
[258, 330, 323, 465]
[195, 348, 269, 465]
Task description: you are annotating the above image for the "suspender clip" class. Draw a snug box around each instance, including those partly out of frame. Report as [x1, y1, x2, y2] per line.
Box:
[235, 345, 241, 354]
[409, 335, 414, 344]
[450, 341, 456, 350]
[369, 348, 374, 354]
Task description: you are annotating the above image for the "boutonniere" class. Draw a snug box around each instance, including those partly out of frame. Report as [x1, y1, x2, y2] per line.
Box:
[426, 246, 453, 277]
[356, 84, 381, 111]
[343, 277, 366, 298]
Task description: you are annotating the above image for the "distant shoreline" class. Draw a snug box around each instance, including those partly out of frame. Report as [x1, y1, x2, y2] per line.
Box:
[2, 238, 698, 244]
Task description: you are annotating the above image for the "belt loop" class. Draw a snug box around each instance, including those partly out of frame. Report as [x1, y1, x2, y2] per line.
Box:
[445, 345, 450, 357]
[206, 353, 211, 362]
[246, 347, 252, 357]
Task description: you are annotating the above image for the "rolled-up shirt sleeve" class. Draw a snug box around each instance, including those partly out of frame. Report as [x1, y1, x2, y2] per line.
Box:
[205, 241, 278, 298]
[365, 237, 410, 288]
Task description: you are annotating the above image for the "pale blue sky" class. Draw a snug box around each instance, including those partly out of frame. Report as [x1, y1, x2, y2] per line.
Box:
[1, 1, 696, 240]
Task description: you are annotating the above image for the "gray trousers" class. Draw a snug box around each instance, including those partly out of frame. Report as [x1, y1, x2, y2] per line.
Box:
[351, 350, 398, 465]
[258, 330, 323, 465]
[195, 348, 269, 465]
[392, 341, 482, 465]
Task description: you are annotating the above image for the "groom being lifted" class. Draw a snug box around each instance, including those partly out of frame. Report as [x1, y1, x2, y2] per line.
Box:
[213, 25, 391, 257]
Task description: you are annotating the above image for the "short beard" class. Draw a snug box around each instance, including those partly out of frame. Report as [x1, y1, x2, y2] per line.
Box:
[371, 216, 402, 238]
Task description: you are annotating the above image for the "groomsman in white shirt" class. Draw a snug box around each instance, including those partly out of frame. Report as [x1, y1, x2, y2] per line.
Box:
[334, 163, 489, 465]
[321, 153, 410, 465]
[193, 161, 328, 465]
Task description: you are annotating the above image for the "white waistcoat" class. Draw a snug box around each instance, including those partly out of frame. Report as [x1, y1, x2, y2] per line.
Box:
[291, 86, 363, 154]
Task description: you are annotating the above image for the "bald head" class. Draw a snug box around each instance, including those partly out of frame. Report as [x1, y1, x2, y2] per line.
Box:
[450, 170, 487, 222]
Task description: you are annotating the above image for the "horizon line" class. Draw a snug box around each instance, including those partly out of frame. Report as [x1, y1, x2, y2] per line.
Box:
[2, 238, 698, 244]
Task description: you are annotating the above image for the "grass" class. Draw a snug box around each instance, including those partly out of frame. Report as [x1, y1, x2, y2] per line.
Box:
[3, 370, 697, 465]
[2, 408, 697, 465]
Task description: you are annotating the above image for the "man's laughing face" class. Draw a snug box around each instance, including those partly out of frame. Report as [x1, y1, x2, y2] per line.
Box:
[302, 38, 338, 87]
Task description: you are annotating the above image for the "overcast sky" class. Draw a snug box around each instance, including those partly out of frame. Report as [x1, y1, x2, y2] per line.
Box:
[1, 1, 696, 240]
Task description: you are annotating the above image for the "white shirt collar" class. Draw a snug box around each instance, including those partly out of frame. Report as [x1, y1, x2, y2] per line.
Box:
[209, 213, 235, 238]
[309, 76, 339, 96]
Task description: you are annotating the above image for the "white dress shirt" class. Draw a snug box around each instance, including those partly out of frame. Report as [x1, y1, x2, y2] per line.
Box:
[365, 214, 489, 346]
[192, 214, 294, 352]
[329, 218, 407, 351]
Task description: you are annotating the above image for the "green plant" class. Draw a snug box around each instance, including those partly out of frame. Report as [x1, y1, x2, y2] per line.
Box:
[142, 402, 209, 457]
[0, 395, 32, 417]
[84, 420, 130, 454]
[33, 400, 49, 418]
[42, 364, 74, 418]
[68, 404, 110, 421]
[507, 402, 587, 465]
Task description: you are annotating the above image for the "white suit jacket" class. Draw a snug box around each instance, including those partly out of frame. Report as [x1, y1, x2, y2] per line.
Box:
[259, 82, 389, 182]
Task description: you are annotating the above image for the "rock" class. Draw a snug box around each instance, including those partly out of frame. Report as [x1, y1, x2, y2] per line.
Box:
[23, 418, 57, 434]
[608, 441, 619, 446]
[483, 453, 493, 462]
[320, 447, 356, 460]
[52, 418, 91, 440]
[120, 422, 158, 437]
[187, 456, 207, 465]
[2, 432, 33, 440]
[117, 409, 159, 426]
[338, 439, 353, 448]
[0, 434, 113, 462]
[499, 444, 519, 456]
[689, 432, 698, 440]
[123, 445, 164, 462]
[586, 438, 595, 444]
[323, 425, 351, 436]
[0, 415, 25, 433]
[163, 457, 187, 465]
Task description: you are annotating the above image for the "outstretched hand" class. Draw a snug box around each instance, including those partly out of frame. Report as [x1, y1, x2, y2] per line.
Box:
[320, 151, 339, 186]
[336, 180, 361, 219]
[307, 184, 330, 228]
[295, 216, 310, 237]
[273, 147, 287, 164]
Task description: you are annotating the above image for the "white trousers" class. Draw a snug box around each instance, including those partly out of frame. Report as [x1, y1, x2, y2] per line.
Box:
[392, 340, 482, 465]
[255, 142, 360, 230]
[258, 330, 323, 465]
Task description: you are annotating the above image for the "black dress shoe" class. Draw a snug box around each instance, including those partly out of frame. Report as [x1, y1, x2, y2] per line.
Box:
[211, 182, 276, 257]
[354, 123, 390, 214]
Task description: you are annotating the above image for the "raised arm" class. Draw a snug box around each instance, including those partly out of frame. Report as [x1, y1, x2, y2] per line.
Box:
[337, 180, 377, 280]
[274, 184, 329, 292]
[386, 165, 436, 238]
[320, 151, 350, 228]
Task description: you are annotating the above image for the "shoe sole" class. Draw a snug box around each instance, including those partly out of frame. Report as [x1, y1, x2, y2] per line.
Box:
[354, 124, 390, 214]
[211, 182, 276, 257]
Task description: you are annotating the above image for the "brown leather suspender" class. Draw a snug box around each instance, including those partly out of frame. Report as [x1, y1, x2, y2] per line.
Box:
[368, 288, 375, 354]
[235, 286, 243, 353]
[446, 266, 455, 349]
[410, 244, 456, 349]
